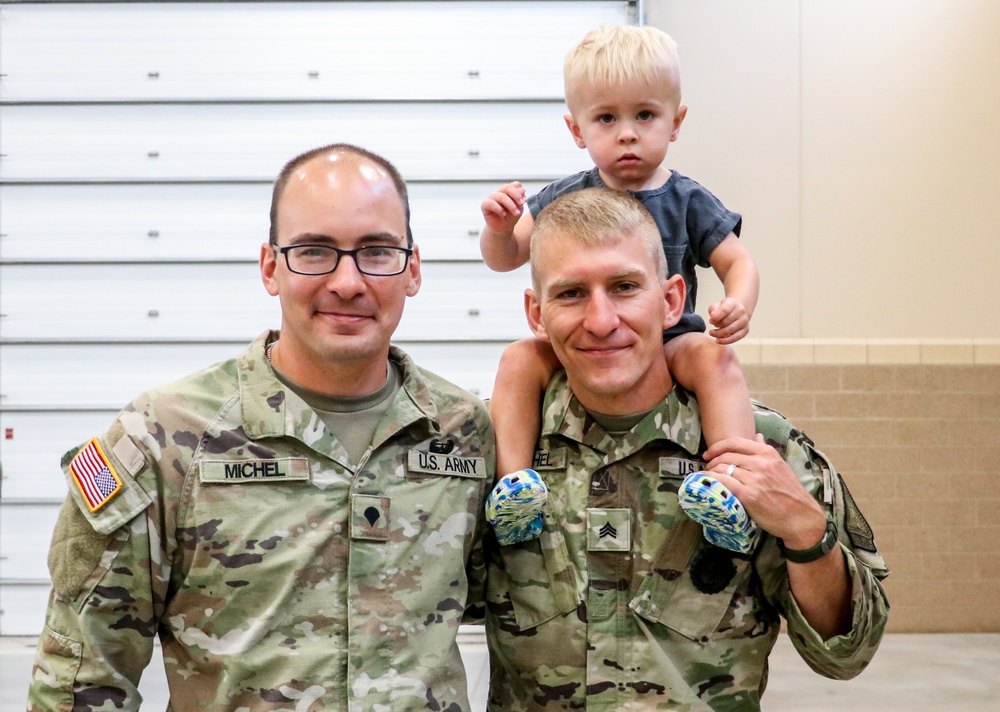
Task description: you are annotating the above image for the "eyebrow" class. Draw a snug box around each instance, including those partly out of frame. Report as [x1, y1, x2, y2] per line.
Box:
[545, 268, 647, 297]
[286, 231, 405, 247]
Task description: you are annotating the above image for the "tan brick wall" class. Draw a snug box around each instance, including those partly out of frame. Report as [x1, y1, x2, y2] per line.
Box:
[744, 363, 1000, 632]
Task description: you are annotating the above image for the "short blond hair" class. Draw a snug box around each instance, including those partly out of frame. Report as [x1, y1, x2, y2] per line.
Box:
[564, 24, 681, 112]
[530, 188, 668, 291]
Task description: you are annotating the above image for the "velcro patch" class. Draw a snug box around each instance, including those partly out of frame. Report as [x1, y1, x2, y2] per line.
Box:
[69, 439, 123, 513]
[112, 435, 145, 476]
[352, 494, 390, 541]
[587, 508, 631, 552]
[200, 458, 310, 483]
[407, 450, 486, 478]
[532, 448, 566, 471]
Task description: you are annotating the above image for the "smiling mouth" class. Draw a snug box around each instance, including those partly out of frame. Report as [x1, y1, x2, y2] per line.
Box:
[578, 343, 630, 357]
[316, 310, 371, 323]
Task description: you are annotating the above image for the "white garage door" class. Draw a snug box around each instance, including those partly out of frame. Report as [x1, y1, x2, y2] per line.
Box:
[0, 0, 634, 635]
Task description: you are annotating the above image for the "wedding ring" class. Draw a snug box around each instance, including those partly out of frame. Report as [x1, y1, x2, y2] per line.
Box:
[725, 463, 737, 477]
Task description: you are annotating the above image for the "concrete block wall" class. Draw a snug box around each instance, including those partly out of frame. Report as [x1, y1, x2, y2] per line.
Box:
[738, 340, 1000, 632]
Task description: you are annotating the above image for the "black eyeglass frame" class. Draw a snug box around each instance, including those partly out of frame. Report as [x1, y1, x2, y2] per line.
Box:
[274, 243, 414, 277]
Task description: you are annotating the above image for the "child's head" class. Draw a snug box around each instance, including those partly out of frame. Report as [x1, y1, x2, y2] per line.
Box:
[562, 25, 686, 192]
[564, 24, 682, 115]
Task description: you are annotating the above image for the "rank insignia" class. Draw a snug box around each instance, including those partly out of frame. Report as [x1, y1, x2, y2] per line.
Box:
[352, 494, 390, 541]
[69, 438, 123, 513]
[587, 508, 631, 552]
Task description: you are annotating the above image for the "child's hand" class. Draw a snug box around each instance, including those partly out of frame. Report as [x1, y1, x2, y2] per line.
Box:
[481, 182, 528, 236]
[708, 298, 750, 344]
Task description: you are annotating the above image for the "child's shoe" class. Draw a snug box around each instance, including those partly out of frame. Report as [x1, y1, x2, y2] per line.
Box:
[678, 471, 759, 554]
[486, 469, 548, 545]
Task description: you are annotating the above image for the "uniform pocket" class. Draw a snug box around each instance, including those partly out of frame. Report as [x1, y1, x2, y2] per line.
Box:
[629, 509, 752, 641]
[631, 543, 751, 641]
[497, 529, 579, 630]
[36, 625, 83, 705]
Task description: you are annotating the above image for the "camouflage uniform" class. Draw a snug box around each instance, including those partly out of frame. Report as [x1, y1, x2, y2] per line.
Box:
[29, 331, 494, 712]
[485, 371, 889, 711]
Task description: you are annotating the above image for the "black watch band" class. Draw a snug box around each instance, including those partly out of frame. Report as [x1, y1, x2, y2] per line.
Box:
[778, 520, 838, 563]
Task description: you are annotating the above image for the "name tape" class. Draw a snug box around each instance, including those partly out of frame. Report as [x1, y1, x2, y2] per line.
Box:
[200, 458, 310, 483]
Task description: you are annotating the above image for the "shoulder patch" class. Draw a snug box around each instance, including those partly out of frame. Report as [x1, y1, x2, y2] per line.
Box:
[839, 475, 877, 553]
[69, 439, 123, 513]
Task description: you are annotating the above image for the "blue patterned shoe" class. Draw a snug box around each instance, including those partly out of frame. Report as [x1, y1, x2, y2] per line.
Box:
[486, 469, 548, 545]
[678, 471, 759, 554]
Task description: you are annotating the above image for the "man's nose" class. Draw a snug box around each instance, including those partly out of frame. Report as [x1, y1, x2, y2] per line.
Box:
[325, 255, 367, 298]
[583, 290, 620, 336]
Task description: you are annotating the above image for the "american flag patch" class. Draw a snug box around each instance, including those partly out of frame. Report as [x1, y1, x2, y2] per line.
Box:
[69, 438, 123, 513]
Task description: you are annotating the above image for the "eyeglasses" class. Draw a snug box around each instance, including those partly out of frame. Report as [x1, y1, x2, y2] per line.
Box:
[274, 244, 413, 276]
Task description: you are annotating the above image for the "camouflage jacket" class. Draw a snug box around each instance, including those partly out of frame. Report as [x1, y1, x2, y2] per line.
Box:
[29, 331, 495, 712]
[485, 371, 890, 711]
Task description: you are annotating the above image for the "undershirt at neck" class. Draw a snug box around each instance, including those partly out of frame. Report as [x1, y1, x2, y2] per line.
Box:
[271, 360, 402, 468]
[587, 406, 655, 435]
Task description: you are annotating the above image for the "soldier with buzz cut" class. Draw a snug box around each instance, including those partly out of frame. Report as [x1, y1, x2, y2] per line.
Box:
[29, 143, 495, 711]
[484, 187, 890, 711]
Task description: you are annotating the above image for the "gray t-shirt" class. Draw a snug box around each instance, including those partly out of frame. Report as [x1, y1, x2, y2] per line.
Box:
[272, 360, 402, 468]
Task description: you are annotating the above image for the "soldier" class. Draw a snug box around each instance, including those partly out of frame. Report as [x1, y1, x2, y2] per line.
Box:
[29, 144, 495, 711]
[484, 187, 890, 711]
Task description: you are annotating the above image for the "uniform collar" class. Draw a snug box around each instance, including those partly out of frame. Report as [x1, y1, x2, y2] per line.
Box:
[237, 331, 440, 447]
[541, 370, 704, 459]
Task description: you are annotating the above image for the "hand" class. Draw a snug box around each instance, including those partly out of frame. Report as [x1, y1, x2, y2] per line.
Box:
[481, 182, 528, 236]
[707, 298, 750, 344]
[703, 435, 827, 549]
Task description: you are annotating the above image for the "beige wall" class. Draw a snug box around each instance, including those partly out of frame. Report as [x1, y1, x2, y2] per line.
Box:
[645, 1, 1000, 633]
[746, 361, 1000, 633]
[646, 0, 1000, 339]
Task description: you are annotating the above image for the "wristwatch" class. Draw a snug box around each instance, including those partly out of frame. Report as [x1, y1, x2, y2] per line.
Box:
[777, 520, 838, 563]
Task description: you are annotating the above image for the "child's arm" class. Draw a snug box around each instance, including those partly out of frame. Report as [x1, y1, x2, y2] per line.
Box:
[489, 338, 562, 478]
[707, 234, 760, 344]
[480, 182, 536, 272]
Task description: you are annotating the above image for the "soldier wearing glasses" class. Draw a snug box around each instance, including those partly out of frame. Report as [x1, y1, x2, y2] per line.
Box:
[29, 144, 495, 711]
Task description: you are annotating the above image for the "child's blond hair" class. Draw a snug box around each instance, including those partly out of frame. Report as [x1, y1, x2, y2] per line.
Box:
[564, 24, 681, 112]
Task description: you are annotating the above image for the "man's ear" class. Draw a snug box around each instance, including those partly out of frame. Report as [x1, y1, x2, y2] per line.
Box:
[661, 274, 686, 330]
[525, 289, 550, 341]
[564, 114, 587, 149]
[261, 243, 279, 296]
[405, 244, 422, 298]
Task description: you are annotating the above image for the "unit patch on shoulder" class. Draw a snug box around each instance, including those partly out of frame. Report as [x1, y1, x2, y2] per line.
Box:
[69, 438, 123, 513]
[839, 475, 877, 553]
